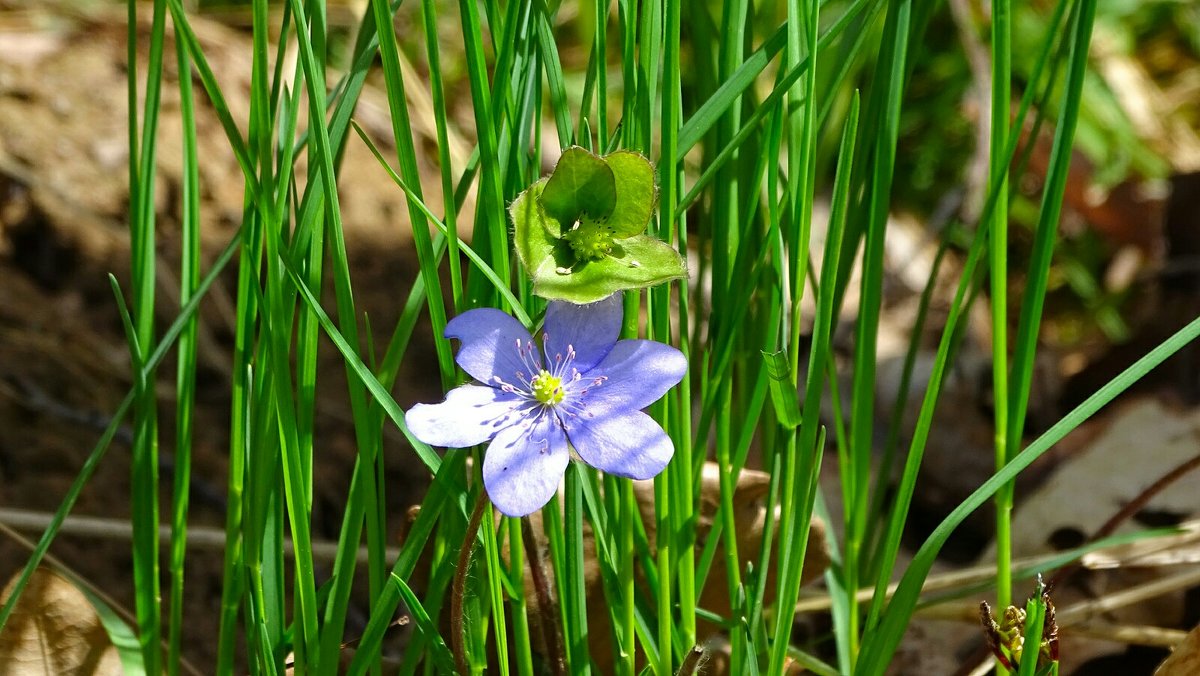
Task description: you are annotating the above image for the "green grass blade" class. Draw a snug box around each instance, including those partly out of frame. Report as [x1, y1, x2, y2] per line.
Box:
[990, 0, 1015, 615]
[677, 24, 786, 158]
[352, 122, 530, 324]
[0, 229, 239, 633]
[346, 454, 470, 674]
[837, 0, 916, 652]
[166, 21, 201, 675]
[74, 577, 147, 675]
[367, 0, 453, 383]
[856, 269, 1199, 673]
[1006, 0, 1098, 510]
[1017, 592, 1046, 676]
[127, 2, 168, 671]
[390, 573, 457, 673]
[281, 254, 441, 473]
[457, 0, 510, 309]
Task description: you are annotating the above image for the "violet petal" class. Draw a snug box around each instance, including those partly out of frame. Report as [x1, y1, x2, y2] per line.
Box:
[574, 339, 687, 415]
[444, 308, 538, 385]
[565, 409, 674, 480]
[482, 411, 569, 517]
[405, 384, 526, 448]
[542, 294, 622, 372]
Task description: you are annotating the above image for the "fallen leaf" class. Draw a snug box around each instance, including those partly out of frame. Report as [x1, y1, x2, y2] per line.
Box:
[0, 568, 123, 675]
[1156, 622, 1200, 675]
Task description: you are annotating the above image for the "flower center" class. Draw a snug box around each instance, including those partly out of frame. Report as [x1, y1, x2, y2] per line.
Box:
[530, 370, 565, 405]
[563, 217, 615, 261]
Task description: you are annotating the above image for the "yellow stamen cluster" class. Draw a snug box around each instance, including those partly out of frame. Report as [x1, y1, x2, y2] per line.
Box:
[530, 370, 565, 405]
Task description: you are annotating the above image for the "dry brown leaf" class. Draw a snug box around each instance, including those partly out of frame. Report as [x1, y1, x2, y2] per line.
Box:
[1156, 622, 1200, 675]
[0, 567, 122, 675]
[998, 397, 1200, 560]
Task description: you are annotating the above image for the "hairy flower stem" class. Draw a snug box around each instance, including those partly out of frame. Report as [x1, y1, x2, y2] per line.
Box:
[452, 490, 488, 676]
[522, 516, 567, 676]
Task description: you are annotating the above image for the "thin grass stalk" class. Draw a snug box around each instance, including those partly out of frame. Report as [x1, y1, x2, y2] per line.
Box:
[244, 386, 282, 674]
[636, 0, 661, 154]
[858, 4, 1097, 665]
[603, 294, 636, 673]
[502, 4, 542, 200]
[1005, 0, 1098, 554]
[863, 242, 947, 564]
[357, 2, 459, 667]
[419, 0, 464, 313]
[864, 0, 1071, 582]
[263, 217, 319, 670]
[674, 162, 697, 672]
[242, 0, 291, 668]
[711, 0, 749, 312]
[125, 1, 168, 670]
[288, 4, 335, 672]
[108, 280, 160, 671]
[851, 214, 990, 665]
[858, 192, 1167, 675]
[658, 0, 696, 658]
[368, 0, 453, 383]
[487, 0, 528, 181]
[855, 0, 914, 635]
[714, 377, 743, 659]
[275, 20, 443, 657]
[346, 456, 469, 674]
[770, 0, 823, 668]
[708, 3, 749, 659]
[534, 1, 574, 149]
[458, 0, 509, 309]
[594, 0, 609, 148]
[680, 2, 877, 452]
[563, 466, 590, 675]
[1016, 593, 1047, 676]
[216, 211, 261, 672]
[292, 0, 322, 530]
[166, 21, 200, 675]
[677, 0, 876, 216]
[286, 0, 392, 667]
[819, 93, 860, 665]
[749, 98, 787, 646]
[990, 0, 1014, 615]
[616, 0, 636, 149]
[584, 485, 654, 672]
[480, 500, 512, 674]
[507, 512, 535, 676]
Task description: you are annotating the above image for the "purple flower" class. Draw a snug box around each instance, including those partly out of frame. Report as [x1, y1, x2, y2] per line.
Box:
[405, 294, 687, 517]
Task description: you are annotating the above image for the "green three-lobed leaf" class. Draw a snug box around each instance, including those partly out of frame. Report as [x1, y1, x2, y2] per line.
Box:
[511, 146, 686, 304]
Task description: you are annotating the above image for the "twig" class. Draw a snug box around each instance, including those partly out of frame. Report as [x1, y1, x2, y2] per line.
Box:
[1057, 566, 1200, 624]
[0, 507, 398, 563]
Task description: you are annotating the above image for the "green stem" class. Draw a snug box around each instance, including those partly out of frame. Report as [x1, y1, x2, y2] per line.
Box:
[991, 0, 1013, 614]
